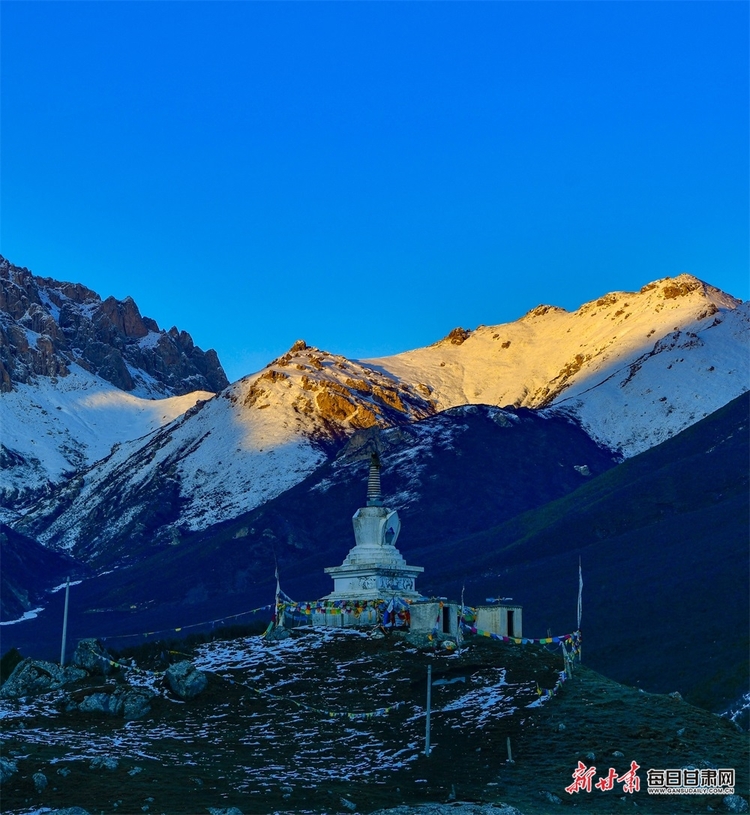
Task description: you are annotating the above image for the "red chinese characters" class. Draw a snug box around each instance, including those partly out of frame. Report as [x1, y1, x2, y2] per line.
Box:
[567, 761, 641, 794]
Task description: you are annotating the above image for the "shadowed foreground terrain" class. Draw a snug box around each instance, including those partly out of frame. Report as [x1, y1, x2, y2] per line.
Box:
[0, 629, 746, 815]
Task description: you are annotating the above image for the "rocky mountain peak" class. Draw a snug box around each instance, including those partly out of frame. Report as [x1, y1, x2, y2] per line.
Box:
[96, 295, 150, 339]
[233, 342, 437, 446]
[0, 256, 229, 396]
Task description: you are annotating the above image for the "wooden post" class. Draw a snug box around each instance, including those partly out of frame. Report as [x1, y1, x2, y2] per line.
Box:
[425, 664, 432, 757]
[60, 576, 70, 667]
[506, 736, 513, 762]
[457, 584, 465, 650]
[577, 557, 583, 664]
[562, 640, 573, 679]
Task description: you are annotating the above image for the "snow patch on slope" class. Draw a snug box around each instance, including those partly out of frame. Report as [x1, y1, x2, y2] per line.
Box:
[550, 302, 750, 455]
[0, 365, 212, 506]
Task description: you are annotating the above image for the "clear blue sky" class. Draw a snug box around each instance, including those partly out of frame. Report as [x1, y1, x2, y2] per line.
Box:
[2, 1, 747, 383]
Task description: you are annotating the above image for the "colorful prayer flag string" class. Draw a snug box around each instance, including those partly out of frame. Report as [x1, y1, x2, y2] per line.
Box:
[461, 622, 581, 647]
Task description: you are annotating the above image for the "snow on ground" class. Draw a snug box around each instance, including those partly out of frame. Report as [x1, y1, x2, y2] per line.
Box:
[0, 607, 45, 627]
[0, 365, 212, 502]
[0, 630, 541, 789]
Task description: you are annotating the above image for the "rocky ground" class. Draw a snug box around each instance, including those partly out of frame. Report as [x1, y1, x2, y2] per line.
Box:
[0, 629, 747, 815]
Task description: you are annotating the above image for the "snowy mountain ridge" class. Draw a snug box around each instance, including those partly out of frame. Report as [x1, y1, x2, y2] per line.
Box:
[0, 365, 214, 511]
[16, 343, 435, 563]
[4, 265, 748, 565]
[0, 257, 228, 509]
[367, 274, 747, 455]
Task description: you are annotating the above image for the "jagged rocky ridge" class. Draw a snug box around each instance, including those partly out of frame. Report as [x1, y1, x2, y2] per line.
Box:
[0, 256, 228, 396]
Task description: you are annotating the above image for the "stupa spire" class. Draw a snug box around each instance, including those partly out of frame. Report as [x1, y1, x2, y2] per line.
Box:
[366, 452, 383, 506]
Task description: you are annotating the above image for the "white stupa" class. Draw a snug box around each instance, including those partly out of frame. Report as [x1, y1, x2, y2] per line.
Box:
[324, 453, 424, 600]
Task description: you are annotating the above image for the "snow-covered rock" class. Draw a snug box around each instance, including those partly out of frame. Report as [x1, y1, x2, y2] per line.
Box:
[0, 658, 85, 699]
[165, 661, 208, 700]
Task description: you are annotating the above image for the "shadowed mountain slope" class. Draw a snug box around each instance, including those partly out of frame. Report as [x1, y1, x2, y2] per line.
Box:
[2, 398, 747, 717]
[414, 392, 749, 713]
[0, 524, 88, 621]
[2, 406, 617, 647]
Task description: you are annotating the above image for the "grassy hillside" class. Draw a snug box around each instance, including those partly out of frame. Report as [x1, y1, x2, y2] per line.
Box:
[0, 630, 745, 814]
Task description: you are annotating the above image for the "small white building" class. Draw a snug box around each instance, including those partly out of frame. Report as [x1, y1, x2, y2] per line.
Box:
[474, 602, 523, 639]
[408, 600, 461, 637]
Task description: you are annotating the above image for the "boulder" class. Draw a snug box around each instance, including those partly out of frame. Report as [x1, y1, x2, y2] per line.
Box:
[264, 625, 291, 642]
[89, 756, 119, 771]
[33, 771, 48, 792]
[120, 687, 155, 720]
[0, 757, 18, 783]
[70, 684, 155, 719]
[0, 658, 66, 699]
[72, 639, 112, 675]
[78, 692, 124, 716]
[165, 661, 208, 700]
[63, 666, 88, 683]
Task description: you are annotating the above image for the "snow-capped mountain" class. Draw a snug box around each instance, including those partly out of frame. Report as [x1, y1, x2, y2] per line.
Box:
[10, 271, 748, 565]
[16, 343, 435, 564]
[0, 257, 227, 509]
[368, 275, 748, 455]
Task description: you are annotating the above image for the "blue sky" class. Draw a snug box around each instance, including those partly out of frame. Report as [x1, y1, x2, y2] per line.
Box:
[2, 2, 747, 383]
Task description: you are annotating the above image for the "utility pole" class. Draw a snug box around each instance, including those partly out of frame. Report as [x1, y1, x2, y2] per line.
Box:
[425, 664, 432, 757]
[60, 576, 70, 667]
